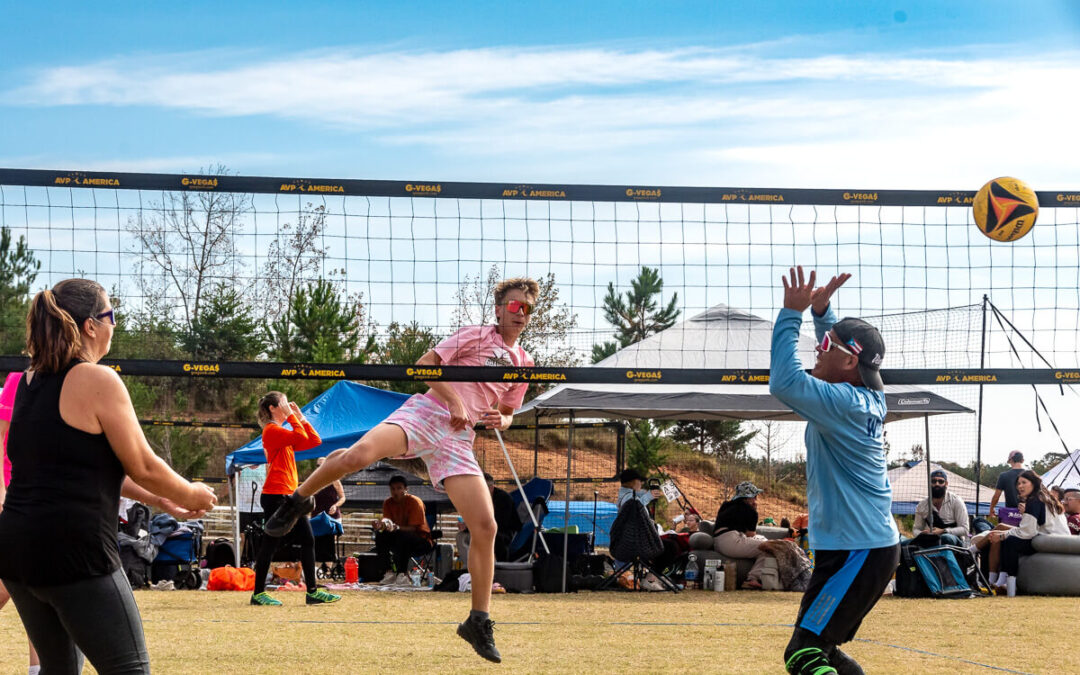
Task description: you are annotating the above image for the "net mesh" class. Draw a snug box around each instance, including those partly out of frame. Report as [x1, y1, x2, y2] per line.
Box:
[2, 171, 1079, 524]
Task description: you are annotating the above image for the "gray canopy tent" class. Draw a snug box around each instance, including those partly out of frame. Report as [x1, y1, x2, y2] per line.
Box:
[517, 304, 973, 591]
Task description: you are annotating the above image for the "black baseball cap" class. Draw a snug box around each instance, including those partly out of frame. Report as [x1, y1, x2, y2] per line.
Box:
[930, 469, 948, 481]
[831, 317, 885, 392]
[619, 468, 646, 483]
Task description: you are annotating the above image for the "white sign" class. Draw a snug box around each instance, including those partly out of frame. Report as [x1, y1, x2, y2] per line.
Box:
[660, 479, 682, 502]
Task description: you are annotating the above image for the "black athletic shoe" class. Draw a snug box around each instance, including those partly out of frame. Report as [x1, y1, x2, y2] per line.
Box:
[457, 616, 501, 663]
[263, 494, 314, 537]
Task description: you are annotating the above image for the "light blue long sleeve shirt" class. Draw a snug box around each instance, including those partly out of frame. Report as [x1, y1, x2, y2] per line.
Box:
[616, 487, 656, 510]
[769, 305, 899, 551]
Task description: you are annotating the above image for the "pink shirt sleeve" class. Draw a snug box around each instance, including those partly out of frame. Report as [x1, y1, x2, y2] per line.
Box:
[0, 372, 22, 422]
[432, 325, 484, 365]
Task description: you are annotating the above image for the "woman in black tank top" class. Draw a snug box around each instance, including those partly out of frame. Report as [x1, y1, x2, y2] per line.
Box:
[0, 279, 218, 674]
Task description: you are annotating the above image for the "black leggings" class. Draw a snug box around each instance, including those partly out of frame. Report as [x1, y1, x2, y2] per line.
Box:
[255, 493, 316, 594]
[3, 568, 150, 674]
[1000, 536, 1036, 577]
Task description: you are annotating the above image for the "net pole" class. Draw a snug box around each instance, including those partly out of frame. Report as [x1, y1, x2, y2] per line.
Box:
[975, 294, 989, 517]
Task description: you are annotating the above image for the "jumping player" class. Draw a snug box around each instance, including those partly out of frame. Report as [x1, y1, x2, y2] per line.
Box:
[264, 277, 538, 663]
[769, 267, 899, 675]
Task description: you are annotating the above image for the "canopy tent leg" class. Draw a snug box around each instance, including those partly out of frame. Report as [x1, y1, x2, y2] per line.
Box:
[230, 472, 241, 567]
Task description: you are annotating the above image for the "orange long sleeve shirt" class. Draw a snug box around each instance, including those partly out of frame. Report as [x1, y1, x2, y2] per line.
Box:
[261, 414, 321, 495]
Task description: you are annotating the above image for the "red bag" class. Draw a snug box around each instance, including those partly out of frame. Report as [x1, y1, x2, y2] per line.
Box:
[207, 565, 256, 591]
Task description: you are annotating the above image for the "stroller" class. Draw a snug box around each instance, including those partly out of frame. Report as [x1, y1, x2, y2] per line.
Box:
[311, 512, 346, 581]
[151, 514, 204, 590]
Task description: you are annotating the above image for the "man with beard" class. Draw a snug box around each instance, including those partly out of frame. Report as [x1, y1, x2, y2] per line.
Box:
[911, 469, 970, 547]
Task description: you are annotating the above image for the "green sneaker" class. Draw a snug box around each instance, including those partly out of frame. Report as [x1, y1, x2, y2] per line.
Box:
[250, 592, 283, 606]
[306, 588, 341, 605]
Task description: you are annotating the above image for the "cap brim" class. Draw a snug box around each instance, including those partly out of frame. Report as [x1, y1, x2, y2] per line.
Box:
[858, 364, 884, 391]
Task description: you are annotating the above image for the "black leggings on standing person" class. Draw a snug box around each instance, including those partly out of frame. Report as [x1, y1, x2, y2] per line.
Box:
[255, 493, 317, 594]
[4, 568, 150, 674]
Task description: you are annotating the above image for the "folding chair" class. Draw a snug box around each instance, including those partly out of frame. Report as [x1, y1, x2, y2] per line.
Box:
[597, 496, 679, 593]
[410, 503, 451, 581]
[506, 477, 553, 562]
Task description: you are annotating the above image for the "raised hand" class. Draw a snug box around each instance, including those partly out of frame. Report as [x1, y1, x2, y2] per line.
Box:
[811, 272, 852, 315]
[782, 266, 817, 312]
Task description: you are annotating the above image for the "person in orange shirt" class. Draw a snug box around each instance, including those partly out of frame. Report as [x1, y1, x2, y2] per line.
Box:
[373, 476, 433, 585]
[250, 392, 340, 606]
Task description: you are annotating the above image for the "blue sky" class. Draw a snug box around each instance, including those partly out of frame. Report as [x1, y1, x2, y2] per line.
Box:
[2, 1, 1079, 187]
[2, 2, 1080, 466]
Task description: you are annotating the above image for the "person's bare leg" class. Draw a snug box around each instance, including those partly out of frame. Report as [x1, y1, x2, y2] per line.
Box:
[296, 423, 407, 498]
[444, 474, 497, 613]
[989, 539, 1001, 575]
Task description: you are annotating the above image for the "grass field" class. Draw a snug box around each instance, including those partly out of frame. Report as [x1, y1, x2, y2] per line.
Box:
[0, 588, 1066, 674]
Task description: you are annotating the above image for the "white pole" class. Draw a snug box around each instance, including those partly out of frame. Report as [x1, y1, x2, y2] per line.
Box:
[231, 472, 242, 567]
[493, 428, 549, 554]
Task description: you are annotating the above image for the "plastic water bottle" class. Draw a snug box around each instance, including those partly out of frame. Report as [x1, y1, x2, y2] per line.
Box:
[424, 570, 434, 588]
[344, 557, 359, 584]
[685, 553, 698, 589]
[409, 568, 422, 587]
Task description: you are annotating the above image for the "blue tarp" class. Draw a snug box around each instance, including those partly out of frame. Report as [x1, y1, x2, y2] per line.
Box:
[544, 500, 619, 548]
[225, 381, 410, 475]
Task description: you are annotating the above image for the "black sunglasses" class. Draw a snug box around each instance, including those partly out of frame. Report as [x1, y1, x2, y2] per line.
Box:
[93, 309, 116, 326]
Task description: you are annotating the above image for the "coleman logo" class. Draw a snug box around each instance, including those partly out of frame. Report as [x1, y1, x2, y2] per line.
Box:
[625, 370, 662, 380]
[898, 398, 930, 405]
[406, 367, 442, 378]
[181, 177, 218, 189]
[625, 188, 661, 199]
[843, 192, 878, 202]
[182, 363, 220, 375]
[1057, 194, 1080, 203]
[405, 183, 442, 194]
[54, 174, 119, 187]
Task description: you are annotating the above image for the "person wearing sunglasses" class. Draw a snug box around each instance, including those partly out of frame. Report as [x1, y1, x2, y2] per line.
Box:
[911, 469, 970, 547]
[0, 279, 217, 674]
[263, 276, 539, 663]
[770, 267, 897, 675]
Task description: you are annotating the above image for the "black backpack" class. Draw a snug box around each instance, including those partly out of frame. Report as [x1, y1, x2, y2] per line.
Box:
[534, 553, 570, 593]
[609, 498, 663, 563]
[204, 538, 236, 569]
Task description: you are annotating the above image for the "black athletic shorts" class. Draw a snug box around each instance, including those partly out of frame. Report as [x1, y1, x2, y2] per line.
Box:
[794, 544, 900, 645]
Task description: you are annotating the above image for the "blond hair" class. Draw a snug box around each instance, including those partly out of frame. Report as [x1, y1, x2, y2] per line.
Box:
[494, 277, 539, 305]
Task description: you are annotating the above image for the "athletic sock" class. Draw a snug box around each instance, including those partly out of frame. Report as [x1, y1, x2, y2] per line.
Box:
[29, 667, 41, 675]
[988, 572, 1000, 586]
[469, 609, 490, 623]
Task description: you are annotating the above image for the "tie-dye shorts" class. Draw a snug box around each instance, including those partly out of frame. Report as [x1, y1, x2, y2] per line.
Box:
[382, 393, 482, 490]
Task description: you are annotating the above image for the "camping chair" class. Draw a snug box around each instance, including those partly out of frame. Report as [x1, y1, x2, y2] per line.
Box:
[409, 503, 450, 581]
[507, 477, 553, 562]
[597, 495, 679, 593]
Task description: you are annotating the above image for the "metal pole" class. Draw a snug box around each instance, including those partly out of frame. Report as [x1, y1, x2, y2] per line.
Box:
[230, 472, 241, 567]
[562, 412, 574, 593]
[925, 415, 932, 534]
[974, 294, 989, 517]
[534, 417, 540, 478]
[493, 428, 549, 554]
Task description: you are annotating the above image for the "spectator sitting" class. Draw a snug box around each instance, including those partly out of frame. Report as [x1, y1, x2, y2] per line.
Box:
[979, 470, 1069, 596]
[373, 476, 433, 585]
[911, 470, 970, 547]
[1062, 488, 1080, 535]
[311, 456, 346, 519]
[712, 481, 769, 589]
[456, 472, 522, 566]
[616, 468, 661, 510]
[675, 511, 701, 534]
[989, 451, 1025, 522]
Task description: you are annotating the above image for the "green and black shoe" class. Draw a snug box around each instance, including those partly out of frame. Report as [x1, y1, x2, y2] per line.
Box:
[305, 588, 341, 605]
[250, 591, 283, 606]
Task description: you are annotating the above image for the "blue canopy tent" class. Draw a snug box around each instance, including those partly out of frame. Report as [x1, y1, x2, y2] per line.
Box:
[223, 381, 410, 564]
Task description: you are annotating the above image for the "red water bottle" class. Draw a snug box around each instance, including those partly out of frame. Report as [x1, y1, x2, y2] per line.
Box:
[344, 556, 359, 584]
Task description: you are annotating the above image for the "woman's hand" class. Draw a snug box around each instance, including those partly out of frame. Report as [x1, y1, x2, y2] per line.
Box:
[478, 407, 506, 430]
[184, 482, 218, 512]
[288, 401, 303, 419]
[159, 497, 206, 520]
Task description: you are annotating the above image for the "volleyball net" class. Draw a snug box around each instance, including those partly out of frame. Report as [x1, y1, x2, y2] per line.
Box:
[1, 168, 1079, 520]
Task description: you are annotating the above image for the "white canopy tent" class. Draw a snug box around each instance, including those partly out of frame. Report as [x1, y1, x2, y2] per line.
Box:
[888, 460, 994, 515]
[1041, 449, 1080, 490]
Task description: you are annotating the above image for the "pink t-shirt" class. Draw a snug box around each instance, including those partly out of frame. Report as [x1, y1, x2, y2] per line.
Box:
[0, 371, 22, 486]
[432, 325, 533, 423]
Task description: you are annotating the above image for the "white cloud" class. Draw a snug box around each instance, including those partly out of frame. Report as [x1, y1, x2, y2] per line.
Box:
[4, 45, 1078, 188]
